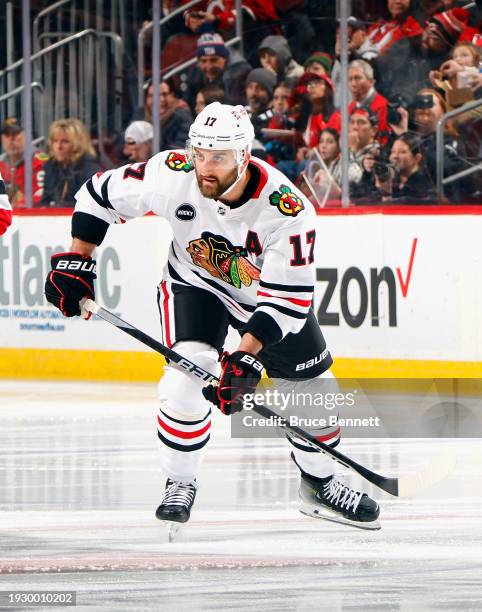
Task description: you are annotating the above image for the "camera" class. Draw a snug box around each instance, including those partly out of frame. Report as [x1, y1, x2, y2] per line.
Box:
[373, 161, 395, 182]
[387, 96, 404, 126]
[413, 94, 434, 110]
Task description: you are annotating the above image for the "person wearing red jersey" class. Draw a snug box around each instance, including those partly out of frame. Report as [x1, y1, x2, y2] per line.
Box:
[348, 60, 390, 144]
[367, 0, 423, 55]
[0, 118, 47, 208]
[0, 170, 13, 235]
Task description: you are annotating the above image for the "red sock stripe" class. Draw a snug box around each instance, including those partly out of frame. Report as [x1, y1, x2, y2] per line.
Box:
[315, 426, 341, 443]
[157, 415, 211, 439]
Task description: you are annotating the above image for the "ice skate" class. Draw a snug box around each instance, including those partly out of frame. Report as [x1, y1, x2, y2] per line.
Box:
[156, 479, 197, 541]
[299, 473, 381, 530]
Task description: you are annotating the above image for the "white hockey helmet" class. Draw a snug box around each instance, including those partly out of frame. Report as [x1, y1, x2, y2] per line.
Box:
[187, 102, 255, 168]
[189, 102, 255, 149]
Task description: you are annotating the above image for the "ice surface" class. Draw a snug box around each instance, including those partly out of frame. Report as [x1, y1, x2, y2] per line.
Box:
[0, 380, 481, 611]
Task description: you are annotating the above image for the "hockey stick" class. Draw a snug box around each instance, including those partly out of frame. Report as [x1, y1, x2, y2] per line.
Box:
[82, 298, 400, 496]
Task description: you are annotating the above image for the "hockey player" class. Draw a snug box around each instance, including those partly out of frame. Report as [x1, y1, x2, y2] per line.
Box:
[0, 171, 13, 236]
[44, 103, 380, 530]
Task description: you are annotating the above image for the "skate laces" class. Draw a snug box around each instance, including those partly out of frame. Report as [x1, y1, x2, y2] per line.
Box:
[162, 479, 197, 508]
[323, 476, 363, 513]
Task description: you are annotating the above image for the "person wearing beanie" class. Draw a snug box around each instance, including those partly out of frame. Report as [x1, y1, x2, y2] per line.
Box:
[183, 33, 251, 112]
[422, 7, 476, 53]
[257, 35, 304, 88]
[246, 68, 277, 101]
[304, 52, 334, 77]
[244, 68, 277, 140]
[301, 72, 340, 149]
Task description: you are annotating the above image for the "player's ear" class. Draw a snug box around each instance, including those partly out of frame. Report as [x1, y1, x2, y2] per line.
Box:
[240, 148, 251, 173]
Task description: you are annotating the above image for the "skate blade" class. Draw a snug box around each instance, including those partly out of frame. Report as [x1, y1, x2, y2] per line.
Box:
[165, 521, 181, 542]
[299, 502, 381, 531]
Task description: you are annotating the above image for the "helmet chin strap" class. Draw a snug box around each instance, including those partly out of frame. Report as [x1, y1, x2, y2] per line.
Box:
[218, 148, 251, 200]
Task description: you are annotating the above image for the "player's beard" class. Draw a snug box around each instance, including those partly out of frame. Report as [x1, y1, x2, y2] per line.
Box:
[195, 166, 239, 200]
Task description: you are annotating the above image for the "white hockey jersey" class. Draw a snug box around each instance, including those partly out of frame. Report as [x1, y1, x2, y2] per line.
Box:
[73, 151, 317, 347]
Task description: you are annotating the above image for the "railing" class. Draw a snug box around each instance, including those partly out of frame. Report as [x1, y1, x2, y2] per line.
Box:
[0, 82, 45, 139]
[137, 0, 205, 106]
[137, 0, 243, 106]
[32, 0, 73, 53]
[0, 29, 124, 150]
[436, 98, 482, 202]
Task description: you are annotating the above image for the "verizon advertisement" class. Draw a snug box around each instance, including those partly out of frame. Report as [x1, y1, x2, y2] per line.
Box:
[311, 213, 481, 361]
[0, 212, 480, 362]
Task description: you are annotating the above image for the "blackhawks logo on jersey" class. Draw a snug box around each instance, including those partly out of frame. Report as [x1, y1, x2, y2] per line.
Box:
[187, 232, 260, 289]
[269, 184, 304, 217]
[165, 152, 192, 172]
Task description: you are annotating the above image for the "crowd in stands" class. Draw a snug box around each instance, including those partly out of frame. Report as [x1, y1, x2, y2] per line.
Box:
[1, 0, 481, 209]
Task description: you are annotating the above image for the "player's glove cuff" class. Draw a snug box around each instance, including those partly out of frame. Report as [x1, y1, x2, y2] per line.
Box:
[202, 351, 264, 416]
[45, 252, 96, 317]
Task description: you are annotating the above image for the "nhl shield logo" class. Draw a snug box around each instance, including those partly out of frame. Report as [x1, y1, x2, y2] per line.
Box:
[175, 203, 196, 221]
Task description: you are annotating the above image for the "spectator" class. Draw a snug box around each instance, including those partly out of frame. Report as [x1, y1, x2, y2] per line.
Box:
[244, 68, 277, 136]
[300, 73, 340, 149]
[348, 107, 379, 164]
[184, 0, 278, 65]
[123, 121, 153, 163]
[304, 52, 334, 78]
[432, 43, 482, 162]
[305, 128, 363, 202]
[422, 7, 477, 58]
[195, 83, 226, 115]
[40, 119, 101, 208]
[367, 0, 423, 55]
[257, 35, 304, 88]
[317, 127, 362, 188]
[183, 33, 251, 111]
[271, 83, 293, 119]
[430, 42, 481, 107]
[336, 17, 378, 62]
[132, 78, 193, 150]
[348, 60, 390, 142]
[332, 17, 378, 107]
[412, 87, 470, 201]
[0, 170, 12, 235]
[263, 82, 298, 162]
[0, 118, 47, 208]
[374, 133, 436, 202]
[367, 0, 425, 103]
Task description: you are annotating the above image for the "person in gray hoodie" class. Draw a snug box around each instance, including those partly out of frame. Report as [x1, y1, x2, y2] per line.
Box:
[257, 35, 304, 89]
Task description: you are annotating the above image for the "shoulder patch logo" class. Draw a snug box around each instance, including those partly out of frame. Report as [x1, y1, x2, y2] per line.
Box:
[175, 203, 196, 221]
[269, 184, 304, 217]
[165, 152, 192, 172]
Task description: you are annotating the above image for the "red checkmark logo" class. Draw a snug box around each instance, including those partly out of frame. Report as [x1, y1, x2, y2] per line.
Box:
[396, 238, 418, 298]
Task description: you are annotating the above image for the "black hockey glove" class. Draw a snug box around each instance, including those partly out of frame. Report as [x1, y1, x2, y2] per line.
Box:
[45, 252, 96, 317]
[202, 351, 263, 416]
